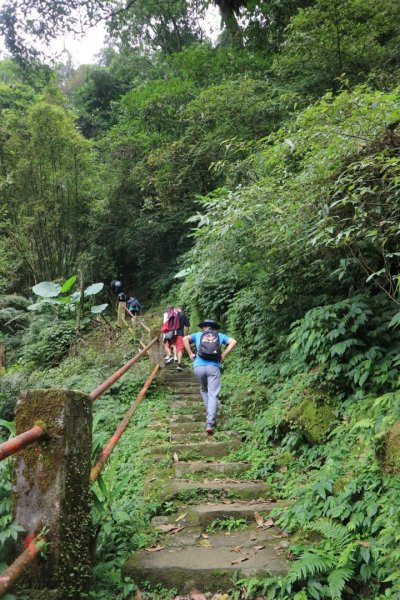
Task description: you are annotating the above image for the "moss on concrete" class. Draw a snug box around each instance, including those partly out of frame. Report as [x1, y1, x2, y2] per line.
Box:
[382, 421, 400, 474]
[286, 388, 335, 444]
[13, 388, 92, 598]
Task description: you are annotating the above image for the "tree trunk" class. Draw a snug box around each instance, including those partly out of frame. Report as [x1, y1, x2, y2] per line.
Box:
[214, 0, 245, 48]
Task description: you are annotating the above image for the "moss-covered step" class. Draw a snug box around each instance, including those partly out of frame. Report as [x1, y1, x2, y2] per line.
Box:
[171, 400, 203, 409]
[159, 480, 272, 502]
[167, 439, 240, 459]
[123, 526, 289, 594]
[175, 460, 251, 477]
[189, 500, 284, 527]
[167, 382, 198, 388]
[170, 431, 237, 443]
[170, 421, 206, 434]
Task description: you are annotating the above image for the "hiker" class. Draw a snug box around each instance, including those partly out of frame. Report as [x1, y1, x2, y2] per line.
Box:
[162, 305, 180, 364]
[127, 296, 141, 322]
[183, 319, 236, 435]
[175, 305, 190, 372]
[111, 279, 123, 295]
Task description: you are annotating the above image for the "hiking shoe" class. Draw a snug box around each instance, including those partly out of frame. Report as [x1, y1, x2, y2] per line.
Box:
[165, 357, 174, 365]
[176, 364, 184, 371]
[205, 423, 214, 435]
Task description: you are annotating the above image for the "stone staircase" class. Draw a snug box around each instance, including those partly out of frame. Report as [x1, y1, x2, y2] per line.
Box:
[124, 365, 290, 596]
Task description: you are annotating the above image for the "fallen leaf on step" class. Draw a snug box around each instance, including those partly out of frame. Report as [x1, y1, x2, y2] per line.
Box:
[170, 526, 185, 535]
[254, 512, 264, 527]
[264, 518, 274, 528]
[190, 591, 207, 600]
[173, 452, 179, 462]
[175, 512, 187, 522]
[252, 545, 265, 551]
[156, 524, 179, 532]
[231, 555, 249, 565]
[201, 532, 209, 539]
[250, 535, 257, 541]
[232, 545, 242, 553]
[144, 544, 165, 552]
[203, 478, 210, 483]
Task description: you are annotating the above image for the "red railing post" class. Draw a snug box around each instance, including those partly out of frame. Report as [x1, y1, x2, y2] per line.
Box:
[0, 538, 45, 596]
[91, 363, 160, 482]
[0, 425, 45, 462]
[90, 336, 158, 401]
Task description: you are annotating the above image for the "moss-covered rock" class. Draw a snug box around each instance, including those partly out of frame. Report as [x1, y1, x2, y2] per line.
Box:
[286, 388, 335, 444]
[382, 421, 400, 474]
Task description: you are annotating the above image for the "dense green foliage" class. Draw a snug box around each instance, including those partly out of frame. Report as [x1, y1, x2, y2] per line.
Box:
[0, 0, 400, 597]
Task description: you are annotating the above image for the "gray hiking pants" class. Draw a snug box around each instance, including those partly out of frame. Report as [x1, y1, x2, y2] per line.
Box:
[193, 365, 221, 426]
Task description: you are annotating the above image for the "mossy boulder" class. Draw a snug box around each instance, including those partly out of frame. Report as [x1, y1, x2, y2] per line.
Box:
[382, 421, 400, 474]
[274, 451, 296, 470]
[286, 388, 335, 445]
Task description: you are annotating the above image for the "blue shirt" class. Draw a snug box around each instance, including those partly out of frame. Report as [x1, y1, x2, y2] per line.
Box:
[189, 331, 231, 369]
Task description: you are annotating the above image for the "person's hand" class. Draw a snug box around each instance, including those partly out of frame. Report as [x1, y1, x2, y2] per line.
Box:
[220, 354, 225, 364]
[189, 352, 195, 361]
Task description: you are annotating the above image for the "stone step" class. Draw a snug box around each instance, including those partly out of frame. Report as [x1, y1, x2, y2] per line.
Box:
[170, 414, 205, 424]
[171, 400, 202, 409]
[167, 381, 198, 387]
[170, 431, 237, 443]
[164, 374, 195, 382]
[124, 524, 289, 594]
[168, 439, 240, 459]
[179, 500, 283, 528]
[170, 422, 206, 434]
[175, 460, 251, 477]
[159, 480, 271, 502]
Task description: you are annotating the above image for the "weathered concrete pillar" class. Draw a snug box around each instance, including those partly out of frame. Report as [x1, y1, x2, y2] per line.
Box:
[149, 329, 165, 384]
[13, 389, 92, 597]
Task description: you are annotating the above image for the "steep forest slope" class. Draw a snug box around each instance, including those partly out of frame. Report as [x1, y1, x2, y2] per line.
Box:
[0, 0, 400, 597]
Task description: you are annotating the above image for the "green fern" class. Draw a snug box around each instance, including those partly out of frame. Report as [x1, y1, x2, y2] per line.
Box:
[286, 551, 333, 584]
[309, 518, 353, 552]
[328, 566, 354, 599]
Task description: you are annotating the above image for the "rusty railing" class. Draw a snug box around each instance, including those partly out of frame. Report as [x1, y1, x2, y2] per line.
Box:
[0, 330, 161, 598]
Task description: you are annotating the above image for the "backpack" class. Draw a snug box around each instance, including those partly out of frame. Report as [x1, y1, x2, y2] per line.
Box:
[161, 309, 180, 333]
[127, 297, 140, 311]
[197, 330, 221, 361]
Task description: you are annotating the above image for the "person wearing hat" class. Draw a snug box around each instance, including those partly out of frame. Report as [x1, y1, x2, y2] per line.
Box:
[183, 319, 237, 435]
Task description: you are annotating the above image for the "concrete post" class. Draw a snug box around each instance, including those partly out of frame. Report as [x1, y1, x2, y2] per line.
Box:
[13, 389, 92, 598]
[149, 329, 165, 384]
[117, 301, 127, 327]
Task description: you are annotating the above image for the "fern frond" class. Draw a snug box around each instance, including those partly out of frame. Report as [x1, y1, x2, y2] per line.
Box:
[286, 551, 333, 584]
[328, 566, 354, 599]
[309, 518, 352, 551]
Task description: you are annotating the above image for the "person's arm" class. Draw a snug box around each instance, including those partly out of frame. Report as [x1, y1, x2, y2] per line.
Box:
[220, 338, 237, 364]
[183, 335, 195, 360]
[184, 315, 190, 336]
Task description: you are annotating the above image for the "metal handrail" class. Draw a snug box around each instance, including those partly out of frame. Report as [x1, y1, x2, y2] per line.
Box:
[89, 336, 158, 401]
[0, 425, 46, 463]
[0, 338, 159, 462]
[0, 537, 45, 596]
[91, 363, 160, 482]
